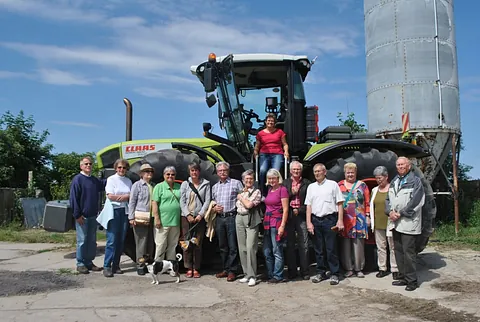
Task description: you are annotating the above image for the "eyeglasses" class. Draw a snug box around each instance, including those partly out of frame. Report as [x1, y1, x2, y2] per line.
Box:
[83, 163, 92, 166]
[117, 166, 127, 169]
[217, 169, 228, 172]
[165, 173, 175, 176]
[144, 170, 154, 173]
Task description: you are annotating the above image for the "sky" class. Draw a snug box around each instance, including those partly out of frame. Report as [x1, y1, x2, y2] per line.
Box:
[0, 0, 478, 178]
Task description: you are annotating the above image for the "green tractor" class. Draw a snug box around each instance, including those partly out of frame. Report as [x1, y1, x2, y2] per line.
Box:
[96, 53, 436, 265]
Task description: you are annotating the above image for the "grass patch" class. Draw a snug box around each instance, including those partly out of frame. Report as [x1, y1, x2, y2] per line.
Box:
[431, 224, 480, 251]
[0, 224, 106, 246]
[57, 268, 78, 275]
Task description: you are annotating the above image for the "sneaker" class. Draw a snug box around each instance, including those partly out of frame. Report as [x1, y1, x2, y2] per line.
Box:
[113, 267, 124, 274]
[76, 266, 89, 274]
[88, 264, 103, 272]
[330, 275, 339, 285]
[103, 268, 113, 278]
[238, 277, 249, 283]
[311, 274, 327, 284]
[344, 270, 354, 278]
[248, 278, 257, 287]
[356, 271, 365, 278]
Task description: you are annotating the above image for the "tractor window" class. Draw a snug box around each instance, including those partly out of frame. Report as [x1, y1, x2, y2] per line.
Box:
[292, 70, 306, 101]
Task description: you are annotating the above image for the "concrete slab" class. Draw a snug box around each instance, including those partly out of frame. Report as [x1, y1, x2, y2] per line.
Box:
[0, 308, 153, 322]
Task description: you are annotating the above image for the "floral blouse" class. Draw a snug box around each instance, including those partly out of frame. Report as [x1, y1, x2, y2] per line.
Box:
[338, 180, 371, 239]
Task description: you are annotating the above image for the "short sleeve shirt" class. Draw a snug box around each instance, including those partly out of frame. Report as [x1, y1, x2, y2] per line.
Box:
[265, 186, 289, 215]
[152, 181, 181, 227]
[305, 179, 344, 217]
[256, 129, 286, 154]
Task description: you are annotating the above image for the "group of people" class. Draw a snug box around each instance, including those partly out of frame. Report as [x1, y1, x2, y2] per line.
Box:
[70, 149, 425, 291]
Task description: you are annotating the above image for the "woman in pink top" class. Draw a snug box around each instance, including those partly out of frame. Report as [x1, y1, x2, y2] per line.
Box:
[262, 168, 289, 283]
[254, 113, 289, 195]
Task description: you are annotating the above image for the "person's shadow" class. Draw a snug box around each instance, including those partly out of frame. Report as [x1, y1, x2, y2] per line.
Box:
[416, 251, 446, 285]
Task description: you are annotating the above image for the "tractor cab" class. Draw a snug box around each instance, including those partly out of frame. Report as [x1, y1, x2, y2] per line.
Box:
[190, 53, 319, 161]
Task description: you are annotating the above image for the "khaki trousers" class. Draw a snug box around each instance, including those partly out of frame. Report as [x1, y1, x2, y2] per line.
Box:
[154, 226, 180, 261]
[375, 229, 398, 272]
[341, 238, 365, 272]
[235, 214, 259, 279]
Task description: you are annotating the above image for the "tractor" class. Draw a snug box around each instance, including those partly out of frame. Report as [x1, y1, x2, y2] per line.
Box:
[96, 53, 436, 266]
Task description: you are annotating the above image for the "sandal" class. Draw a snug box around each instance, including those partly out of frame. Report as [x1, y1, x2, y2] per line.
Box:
[193, 270, 201, 278]
[186, 270, 193, 278]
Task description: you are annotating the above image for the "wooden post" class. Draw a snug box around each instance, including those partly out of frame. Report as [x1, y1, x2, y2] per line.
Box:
[451, 134, 460, 236]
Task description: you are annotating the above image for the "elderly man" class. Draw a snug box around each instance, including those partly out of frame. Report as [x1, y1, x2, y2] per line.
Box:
[212, 161, 244, 282]
[69, 156, 105, 274]
[386, 156, 425, 291]
[305, 163, 344, 285]
[283, 161, 311, 280]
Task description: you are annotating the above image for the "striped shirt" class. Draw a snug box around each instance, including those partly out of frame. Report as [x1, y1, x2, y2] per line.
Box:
[212, 177, 243, 213]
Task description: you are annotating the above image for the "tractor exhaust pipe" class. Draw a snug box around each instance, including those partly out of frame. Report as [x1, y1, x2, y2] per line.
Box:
[124, 98, 132, 141]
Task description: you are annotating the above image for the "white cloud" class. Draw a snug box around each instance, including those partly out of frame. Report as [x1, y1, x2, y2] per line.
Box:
[0, 70, 33, 79]
[37, 68, 91, 86]
[0, 0, 106, 23]
[50, 120, 100, 128]
[0, 0, 363, 94]
[134, 87, 204, 103]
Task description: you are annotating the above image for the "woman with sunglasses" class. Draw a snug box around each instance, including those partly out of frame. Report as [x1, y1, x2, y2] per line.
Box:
[128, 163, 156, 275]
[103, 158, 132, 277]
[151, 166, 182, 261]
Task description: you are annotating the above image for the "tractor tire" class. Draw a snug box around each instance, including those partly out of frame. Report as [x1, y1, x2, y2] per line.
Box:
[127, 149, 219, 185]
[325, 148, 436, 254]
[123, 149, 219, 263]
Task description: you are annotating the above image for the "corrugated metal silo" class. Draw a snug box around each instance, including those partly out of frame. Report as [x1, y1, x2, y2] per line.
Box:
[364, 0, 461, 183]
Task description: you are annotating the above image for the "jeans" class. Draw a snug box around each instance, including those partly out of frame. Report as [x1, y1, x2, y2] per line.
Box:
[263, 227, 286, 281]
[259, 153, 284, 195]
[75, 216, 98, 268]
[104, 208, 129, 269]
[311, 214, 339, 276]
[216, 215, 239, 274]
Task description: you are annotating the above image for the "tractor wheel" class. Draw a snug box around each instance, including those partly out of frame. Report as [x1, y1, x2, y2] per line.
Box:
[123, 149, 219, 263]
[325, 148, 436, 254]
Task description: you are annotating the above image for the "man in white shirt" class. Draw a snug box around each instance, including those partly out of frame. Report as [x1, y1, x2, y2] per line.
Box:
[305, 163, 344, 285]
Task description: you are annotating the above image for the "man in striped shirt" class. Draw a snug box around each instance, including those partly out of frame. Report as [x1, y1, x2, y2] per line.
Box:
[212, 161, 243, 282]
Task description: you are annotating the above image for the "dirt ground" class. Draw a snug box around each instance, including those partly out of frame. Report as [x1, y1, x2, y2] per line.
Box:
[0, 244, 479, 322]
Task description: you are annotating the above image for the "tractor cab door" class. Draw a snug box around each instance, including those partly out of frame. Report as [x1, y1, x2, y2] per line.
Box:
[216, 55, 251, 155]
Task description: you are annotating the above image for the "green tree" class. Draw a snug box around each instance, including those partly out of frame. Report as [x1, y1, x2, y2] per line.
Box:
[337, 112, 367, 133]
[0, 111, 53, 192]
[50, 152, 98, 200]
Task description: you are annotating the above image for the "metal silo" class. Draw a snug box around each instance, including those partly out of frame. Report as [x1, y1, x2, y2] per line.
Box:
[364, 0, 461, 183]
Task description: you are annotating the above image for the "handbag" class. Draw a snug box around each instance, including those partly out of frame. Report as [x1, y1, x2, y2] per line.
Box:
[134, 184, 153, 225]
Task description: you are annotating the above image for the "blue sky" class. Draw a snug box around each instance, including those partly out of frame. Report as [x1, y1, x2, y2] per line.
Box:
[0, 0, 478, 178]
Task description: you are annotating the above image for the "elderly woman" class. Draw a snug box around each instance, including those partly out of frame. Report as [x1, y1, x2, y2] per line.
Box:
[179, 162, 211, 278]
[128, 163, 155, 275]
[236, 169, 262, 287]
[370, 166, 398, 279]
[253, 113, 289, 195]
[338, 162, 371, 278]
[263, 168, 289, 283]
[104, 158, 132, 277]
[151, 166, 181, 261]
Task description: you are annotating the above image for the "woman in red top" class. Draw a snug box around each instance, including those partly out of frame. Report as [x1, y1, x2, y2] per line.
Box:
[253, 113, 289, 195]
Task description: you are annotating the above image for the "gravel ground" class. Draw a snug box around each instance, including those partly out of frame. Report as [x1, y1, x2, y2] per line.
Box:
[0, 270, 83, 297]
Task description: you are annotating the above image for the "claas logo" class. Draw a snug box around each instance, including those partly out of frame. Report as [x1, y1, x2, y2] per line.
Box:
[125, 145, 156, 153]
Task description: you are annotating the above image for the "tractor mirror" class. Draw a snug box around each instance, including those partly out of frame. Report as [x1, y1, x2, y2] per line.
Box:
[206, 94, 217, 108]
[203, 67, 216, 92]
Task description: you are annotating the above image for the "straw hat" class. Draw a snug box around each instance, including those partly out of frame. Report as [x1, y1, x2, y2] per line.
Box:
[140, 163, 154, 172]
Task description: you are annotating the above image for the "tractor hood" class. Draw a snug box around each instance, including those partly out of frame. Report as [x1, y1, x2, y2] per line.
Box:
[304, 139, 430, 163]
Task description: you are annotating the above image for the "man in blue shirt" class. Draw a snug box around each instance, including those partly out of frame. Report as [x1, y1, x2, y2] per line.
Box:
[69, 156, 105, 274]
